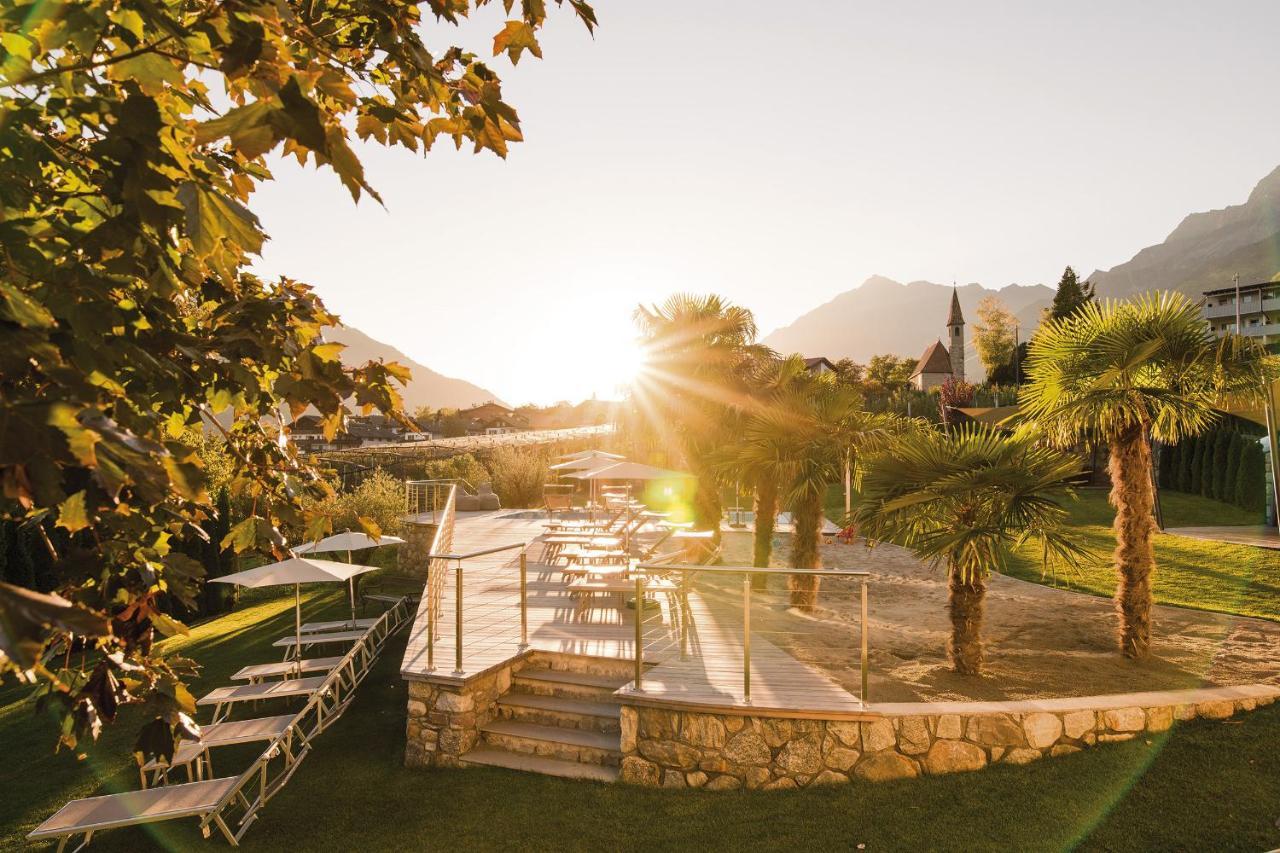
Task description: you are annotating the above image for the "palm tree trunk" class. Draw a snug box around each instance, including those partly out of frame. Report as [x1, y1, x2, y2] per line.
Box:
[1110, 425, 1156, 659]
[947, 560, 985, 675]
[751, 477, 778, 590]
[686, 451, 722, 563]
[788, 490, 822, 610]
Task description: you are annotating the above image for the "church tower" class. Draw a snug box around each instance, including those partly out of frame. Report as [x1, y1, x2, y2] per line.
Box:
[947, 287, 965, 381]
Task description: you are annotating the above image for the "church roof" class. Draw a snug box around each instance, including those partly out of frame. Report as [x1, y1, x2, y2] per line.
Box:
[911, 340, 953, 377]
[947, 288, 964, 326]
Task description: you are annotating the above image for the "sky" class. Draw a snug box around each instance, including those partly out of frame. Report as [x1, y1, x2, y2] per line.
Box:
[250, 1, 1280, 406]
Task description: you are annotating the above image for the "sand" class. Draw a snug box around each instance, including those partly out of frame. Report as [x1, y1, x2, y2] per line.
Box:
[713, 531, 1280, 703]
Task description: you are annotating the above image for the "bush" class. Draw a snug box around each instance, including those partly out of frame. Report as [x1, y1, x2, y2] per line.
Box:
[1189, 435, 1205, 495]
[305, 469, 406, 543]
[1210, 431, 1231, 501]
[1224, 433, 1245, 504]
[1157, 443, 1174, 489]
[1175, 438, 1193, 493]
[483, 446, 552, 508]
[1235, 439, 1267, 514]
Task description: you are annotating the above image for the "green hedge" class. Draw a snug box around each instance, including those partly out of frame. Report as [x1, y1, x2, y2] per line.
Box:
[1165, 428, 1267, 518]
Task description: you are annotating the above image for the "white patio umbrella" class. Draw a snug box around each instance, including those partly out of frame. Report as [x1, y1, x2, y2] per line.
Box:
[293, 530, 406, 623]
[557, 449, 625, 462]
[568, 461, 694, 523]
[549, 452, 626, 472]
[210, 557, 378, 672]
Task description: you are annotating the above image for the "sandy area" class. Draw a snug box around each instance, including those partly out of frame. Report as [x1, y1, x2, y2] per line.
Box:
[712, 531, 1280, 702]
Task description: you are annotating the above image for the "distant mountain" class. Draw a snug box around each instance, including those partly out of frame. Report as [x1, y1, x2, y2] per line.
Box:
[763, 276, 1054, 381]
[1089, 165, 1280, 299]
[323, 325, 505, 411]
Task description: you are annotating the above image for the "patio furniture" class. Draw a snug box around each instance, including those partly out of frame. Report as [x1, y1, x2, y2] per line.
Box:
[137, 714, 295, 788]
[273, 629, 365, 661]
[230, 657, 344, 684]
[197, 676, 328, 724]
[298, 617, 377, 634]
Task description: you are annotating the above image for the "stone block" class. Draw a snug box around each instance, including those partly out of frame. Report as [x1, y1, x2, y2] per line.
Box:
[1145, 706, 1173, 732]
[620, 756, 660, 785]
[934, 714, 963, 740]
[812, 769, 848, 786]
[861, 719, 897, 752]
[896, 716, 931, 755]
[966, 714, 1024, 748]
[638, 739, 700, 770]
[1197, 700, 1235, 720]
[922, 740, 986, 775]
[757, 718, 793, 748]
[1062, 709, 1095, 740]
[706, 775, 743, 791]
[638, 708, 680, 739]
[685, 770, 708, 788]
[407, 700, 427, 718]
[1001, 748, 1042, 765]
[435, 691, 474, 713]
[620, 708, 638, 753]
[826, 721, 861, 748]
[744, 766, 771, 789]
[1097, 732, 1135, 743]
[1173, 704, 1196, 722]
[823, 743, 861, 773]
[1022, 713, 1063, 749]
[1103, 707, 1145, 732]
[763, 776, 799, 791]
[854, 751, 919, 781]
[776, 738, 823, 775]
[1236, 698, 1257, 712]
[662, 770, 686, 788]
[724, 730, 771, 765]
[1050, 744, 1081, 758]
[680, 714, 726, 749]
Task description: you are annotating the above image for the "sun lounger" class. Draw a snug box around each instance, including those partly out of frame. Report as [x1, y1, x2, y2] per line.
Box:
[273, 629, 365, 660]
[198, 676, 327, 723]
[138, 714, 295, 788]
[231, 657, 344, 683]
[298, 617, 376, 634]
[28, 777, 242, 852]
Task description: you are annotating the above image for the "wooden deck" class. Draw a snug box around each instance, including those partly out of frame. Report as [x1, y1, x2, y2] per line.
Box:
[400, 511, 863, 716]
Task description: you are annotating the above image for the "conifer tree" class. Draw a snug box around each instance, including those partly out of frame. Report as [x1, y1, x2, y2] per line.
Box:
[1048, 266, 1096, 320]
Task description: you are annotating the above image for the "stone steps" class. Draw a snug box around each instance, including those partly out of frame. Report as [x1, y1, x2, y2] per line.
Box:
[479, 720, 621, 766]
[496, 693, 621, 733]
[460, 747, 619, 783]
[512, 667, 630, 702]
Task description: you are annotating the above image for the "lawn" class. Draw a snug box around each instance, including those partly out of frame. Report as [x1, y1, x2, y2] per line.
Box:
[3, 592, 1280, 852]
[1003, 489, 1280, 623]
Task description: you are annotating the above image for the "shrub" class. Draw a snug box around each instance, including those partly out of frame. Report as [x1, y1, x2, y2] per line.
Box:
[1224, 433, 1245, 506]
[1209, 430, 1231, 501]
[1157, 443, 1174, 489]
[305, 469, 406, 544]
[1236, 439, 1268, 515]
[483, 446, 552, 508]
[1189, 435, 1205, 495]
[1175, 438, 1193, 492]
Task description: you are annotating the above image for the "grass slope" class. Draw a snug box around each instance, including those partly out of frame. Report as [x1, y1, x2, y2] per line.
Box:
[4, 604, 1279, 851]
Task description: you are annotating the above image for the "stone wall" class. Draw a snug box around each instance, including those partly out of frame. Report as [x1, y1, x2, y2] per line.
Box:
[618, 684, 1279, 789]
[398, 520, 437, 578]
[405, 665, 513, 768]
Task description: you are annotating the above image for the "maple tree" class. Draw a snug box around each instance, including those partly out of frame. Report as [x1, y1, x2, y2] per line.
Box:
[0, 0, 595, 761]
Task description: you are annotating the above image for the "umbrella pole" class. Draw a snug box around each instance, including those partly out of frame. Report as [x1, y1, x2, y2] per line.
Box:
[294, 583, 302, 676]
[348, 548, 356, 626]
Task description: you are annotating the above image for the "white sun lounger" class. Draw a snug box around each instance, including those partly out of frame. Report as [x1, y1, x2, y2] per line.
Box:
[198, 676, 327, 723]
[28, 777, 242, 852]
[231, 657, 344, 683]
[298, 617, 376, 634]
[138, 714, 295, 788]
[273, 629, 365, 660]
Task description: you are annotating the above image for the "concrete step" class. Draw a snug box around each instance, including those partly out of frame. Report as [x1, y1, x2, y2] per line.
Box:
[480, 719, 621, 767]
[496, 693, 622, 733]
[513, 667, 630, 702]
[460, 747, 619, 783]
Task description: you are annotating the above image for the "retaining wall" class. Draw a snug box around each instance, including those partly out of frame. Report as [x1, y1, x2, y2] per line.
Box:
[617, 684, 1280, 789]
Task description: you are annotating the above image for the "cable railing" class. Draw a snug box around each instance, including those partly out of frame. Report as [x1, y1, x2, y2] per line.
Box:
[424, 541, 530, 676]
[630, 563, 872, 706]
[405, 478, 475, 523]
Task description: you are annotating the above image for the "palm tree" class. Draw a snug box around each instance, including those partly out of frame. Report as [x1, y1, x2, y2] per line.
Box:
[852, 425, 1085, 675]
[734, 371, 864, 609]
[1019, 292, 1277, 659]
[632, 294, 773, 557]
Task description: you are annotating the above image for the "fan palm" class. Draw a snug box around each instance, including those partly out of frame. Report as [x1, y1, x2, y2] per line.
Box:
[852, 425, 1085, 675]
[1019, 292, 1278, 659]
[632, 294, 773, 557]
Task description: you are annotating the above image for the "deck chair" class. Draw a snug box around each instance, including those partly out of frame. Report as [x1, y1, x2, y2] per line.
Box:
[137, 714, 295, 788]
[230, 657, 344, 684]
[197, 676, 327, 723]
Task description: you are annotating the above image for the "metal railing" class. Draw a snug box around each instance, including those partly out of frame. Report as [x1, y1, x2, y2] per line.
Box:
[405, 478, 476, 523]
[424, 541, 529, 676]
[631, 563, 872, 705]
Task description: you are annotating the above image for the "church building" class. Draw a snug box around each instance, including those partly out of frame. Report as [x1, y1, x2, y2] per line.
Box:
[909, 289, 966, 390]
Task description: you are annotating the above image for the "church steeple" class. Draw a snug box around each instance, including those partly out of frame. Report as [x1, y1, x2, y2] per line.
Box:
[947, 286, 965, 381]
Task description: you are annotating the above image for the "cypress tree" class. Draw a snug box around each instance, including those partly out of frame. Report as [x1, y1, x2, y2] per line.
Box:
[1049, 266, 1096, 320]
[1224, 433, 1245, 507]
[1236, 439, 1267, 514]
[1211, 430, 1232, 501]
[1189, 434, 1205, 495]
[1174, 439, 1191, 492]
[1200, 431, 1217, 497]
[1157, 443, 1174, 489]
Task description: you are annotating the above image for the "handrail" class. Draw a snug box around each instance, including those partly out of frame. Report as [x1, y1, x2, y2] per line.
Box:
[630, 563, 872, 706]
[634, 562, 870, 578]
[428, 541, 527, 561]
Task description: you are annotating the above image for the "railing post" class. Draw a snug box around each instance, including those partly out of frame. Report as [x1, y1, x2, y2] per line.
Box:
[426, 560, 435, 671]
[742, 573, 751, 705]
[518, 548, 529, 650]
[453, 560, 464, 676]
[860, 580, 869, 704]
[633, 575, 644, 692]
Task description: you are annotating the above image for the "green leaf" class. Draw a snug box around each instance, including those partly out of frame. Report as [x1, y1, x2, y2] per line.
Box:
[178, 183, 265, 258]
[106, 52, 183, 96]
[0, 283, 55, 329]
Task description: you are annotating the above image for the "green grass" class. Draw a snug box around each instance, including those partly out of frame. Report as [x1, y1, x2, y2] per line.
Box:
[1003, 490, 1280, 622]
[4, 599, 1280, 851]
